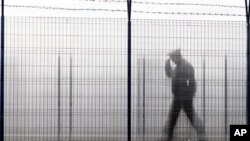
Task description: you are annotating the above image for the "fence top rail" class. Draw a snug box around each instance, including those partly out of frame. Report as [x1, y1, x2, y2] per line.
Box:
[3, 16, 246, 24]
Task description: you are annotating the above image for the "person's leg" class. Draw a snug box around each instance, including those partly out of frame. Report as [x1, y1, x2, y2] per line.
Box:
[183, 99, 205, 141]
[164, 99, 181, 141]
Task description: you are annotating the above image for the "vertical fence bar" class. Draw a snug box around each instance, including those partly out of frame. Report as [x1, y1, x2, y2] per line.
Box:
[137, 59, 141, 135]
[69, 57, 72, 141]
[58, 56, 61, 141]
[248, 1, 250, 126]
[142, 58, 145, 141]
[203, 59, 206, 128]
[245, 0, 250, 125]
[0, 0, 4, 140]
[225, 55, 228, 137]
[127, 1, 132, 141]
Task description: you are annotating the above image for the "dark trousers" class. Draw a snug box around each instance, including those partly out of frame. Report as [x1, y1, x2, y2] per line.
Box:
[165, 97, 205, 141]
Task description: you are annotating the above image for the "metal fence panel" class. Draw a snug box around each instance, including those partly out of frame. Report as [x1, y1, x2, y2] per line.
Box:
[1, 17, 247, 141]
[4, 17, 128, 141]
[131, 20, 246, 141]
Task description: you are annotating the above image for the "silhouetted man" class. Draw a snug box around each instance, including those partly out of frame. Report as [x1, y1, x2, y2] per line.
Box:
[164, 49, 205, 141]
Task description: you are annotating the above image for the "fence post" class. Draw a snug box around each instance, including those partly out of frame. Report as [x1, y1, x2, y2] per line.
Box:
[69, 57, 72, 141]
[203, 60, 206, 129]
[137, 59, 141, 135]
[58, 56, 61, 141]
[142, 58, 145, 141]
[225, 55, 228, 137]
[245, 0, 250, 125]
[0, 0, 5, 140]
[127, 1, 132, 141]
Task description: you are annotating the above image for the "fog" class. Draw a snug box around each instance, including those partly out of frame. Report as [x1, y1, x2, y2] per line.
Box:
[1, 17, 247, 141]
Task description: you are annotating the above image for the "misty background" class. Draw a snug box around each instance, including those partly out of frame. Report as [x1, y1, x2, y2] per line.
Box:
[0, 0, 248, 141]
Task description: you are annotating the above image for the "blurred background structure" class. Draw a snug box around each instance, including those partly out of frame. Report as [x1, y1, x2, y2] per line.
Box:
[0, 0, 249, 141]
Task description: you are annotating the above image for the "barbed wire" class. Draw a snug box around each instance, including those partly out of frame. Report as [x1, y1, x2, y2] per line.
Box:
[3, 4, 245, 17]
[4, 4, 127, 12]
[78, 0, 244, 9]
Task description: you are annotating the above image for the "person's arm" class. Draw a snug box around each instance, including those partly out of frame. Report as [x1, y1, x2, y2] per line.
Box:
[188, 66, 197, 93]
[165, 59, 174, 78]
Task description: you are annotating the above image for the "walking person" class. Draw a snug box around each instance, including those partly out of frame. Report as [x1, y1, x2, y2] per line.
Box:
[163, 49, 205, 141]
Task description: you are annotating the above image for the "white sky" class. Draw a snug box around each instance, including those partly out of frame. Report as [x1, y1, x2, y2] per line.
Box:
[0, 0, 248, 21]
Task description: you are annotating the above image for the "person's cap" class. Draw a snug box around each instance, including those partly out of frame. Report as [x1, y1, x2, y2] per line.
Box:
[168, 49, 181, 58]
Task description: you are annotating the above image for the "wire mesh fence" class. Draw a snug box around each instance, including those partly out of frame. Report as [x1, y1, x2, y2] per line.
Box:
[4, 17, 128, 141]
[131, 19, 246, 141]
[2, 17, 247, 141]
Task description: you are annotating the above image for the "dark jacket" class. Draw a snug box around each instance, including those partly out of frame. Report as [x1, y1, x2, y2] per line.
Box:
[165, 58, 196, 98]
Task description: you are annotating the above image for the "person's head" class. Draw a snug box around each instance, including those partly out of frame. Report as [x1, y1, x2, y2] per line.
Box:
[168, 49, 182, 64]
